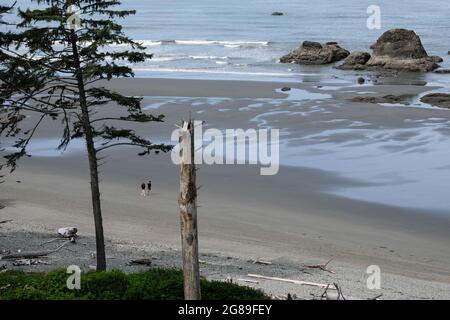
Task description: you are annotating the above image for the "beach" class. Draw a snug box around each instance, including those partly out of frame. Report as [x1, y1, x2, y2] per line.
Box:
[2, 78, 450, 299]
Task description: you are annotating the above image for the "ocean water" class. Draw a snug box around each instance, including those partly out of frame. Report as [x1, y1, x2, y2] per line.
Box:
[3, 1, 450, 213]
[114, 0, 450, 81]
[4, 0, 450, 81]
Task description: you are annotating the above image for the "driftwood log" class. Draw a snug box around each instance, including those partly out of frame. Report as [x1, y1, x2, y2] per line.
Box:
[307, 257, 336, 274]
[58, 227, 78, 238]
[253, 260, 273, 265]
[0, 241, 71, 260]
[128, 258, 152, 266]
[247, 274, 337, 290]
[178, 120, 201, 300]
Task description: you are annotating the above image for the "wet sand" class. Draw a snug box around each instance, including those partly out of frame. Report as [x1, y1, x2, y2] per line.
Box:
[1, 78, 450, 299]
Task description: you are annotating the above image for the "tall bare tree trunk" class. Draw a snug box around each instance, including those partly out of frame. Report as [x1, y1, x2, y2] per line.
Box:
[178, 120, 201, 300]
[70, 31, 106, 271]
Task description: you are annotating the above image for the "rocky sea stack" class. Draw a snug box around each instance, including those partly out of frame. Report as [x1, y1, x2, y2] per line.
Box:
[338, 29, 442, 72]
[420, 93, 450, 109]
[279, 41, 350, 65]
[365, 29, 442, 72]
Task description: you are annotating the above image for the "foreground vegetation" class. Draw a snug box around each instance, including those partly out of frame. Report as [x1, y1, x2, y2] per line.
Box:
[0, 268, 267, 300]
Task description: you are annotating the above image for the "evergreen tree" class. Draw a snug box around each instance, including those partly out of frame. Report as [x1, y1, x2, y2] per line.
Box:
[0, 0, 172, 270]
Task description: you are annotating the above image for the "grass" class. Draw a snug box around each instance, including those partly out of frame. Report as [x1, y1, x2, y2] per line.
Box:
[0, 268, 268, 300]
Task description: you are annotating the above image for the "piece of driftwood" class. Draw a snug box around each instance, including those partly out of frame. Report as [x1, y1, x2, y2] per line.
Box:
[12, 259, 50, 266]
[247, 274, 337, 290]
[315, 283, 345, 300]
[58, 227, 78, 238]
[0, 241, 71, 260]
[369, 294, 383, 300]
[253, 260, 272, 265]
[40, 228, 78, 246]
[307, 257, 335, 274]
[128, 258, 152, 266]
[0, 219, 12, 224]
[237, 278, 259, 284]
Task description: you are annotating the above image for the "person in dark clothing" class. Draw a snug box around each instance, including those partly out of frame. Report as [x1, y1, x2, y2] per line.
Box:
[140, 182, 146, 196]
[146, 180, 152, 197]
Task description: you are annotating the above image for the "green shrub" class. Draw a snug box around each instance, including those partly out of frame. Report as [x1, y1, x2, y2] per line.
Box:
[125, 268, 184, 300]
[201, 279, 267, 300]
[0, 269, 267, 300]
[80, 270, 129, 300]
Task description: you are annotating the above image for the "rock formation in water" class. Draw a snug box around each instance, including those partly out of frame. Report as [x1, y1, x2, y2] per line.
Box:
[351, 95, 405, 104]
[337, 51, 371, 70]
[338, 29, 442, 72]
[364, 29, 441, 72]
[434, 69, 450, 74]
[279, 41, 350, 65]
[420, 93, 450, 109]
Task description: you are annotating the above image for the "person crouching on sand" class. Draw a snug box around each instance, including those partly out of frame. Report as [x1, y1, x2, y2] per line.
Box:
[141, 182, 146, 196]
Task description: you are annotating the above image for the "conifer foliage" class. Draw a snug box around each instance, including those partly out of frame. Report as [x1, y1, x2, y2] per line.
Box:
[0, 0, 172, 270]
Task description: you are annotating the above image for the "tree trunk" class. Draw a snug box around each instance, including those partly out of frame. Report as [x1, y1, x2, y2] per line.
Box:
[70, 31, 106, 271]
[178, 120, 201, 300]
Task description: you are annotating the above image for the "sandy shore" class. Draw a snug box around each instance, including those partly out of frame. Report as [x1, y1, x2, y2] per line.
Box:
[1, 78, 450, 299]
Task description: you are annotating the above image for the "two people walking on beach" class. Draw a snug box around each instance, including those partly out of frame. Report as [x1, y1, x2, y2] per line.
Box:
[140, 180, 152, 197]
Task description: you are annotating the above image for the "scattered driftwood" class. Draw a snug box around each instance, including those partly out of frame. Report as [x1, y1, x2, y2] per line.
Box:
[0, 241, 71, 260]
[271, 293, 304, 300]
[128, 258, 152, 266]
[237, 278, 259, 284]
[253, 260, 273, 266]
[271, 294, 286, 300]
[12, 259, 50, 266]
[40, 227, 78, 246]
[247, 274, 337, 290]
[316, 283, 346, 300]
[334, 283, 346, 300]
[307, 257, 336, 274]
[287, 293, 300, 300]
[58, 227, 78, 238]
[369, 294, 383, 300]
[311, 283, 377, 300]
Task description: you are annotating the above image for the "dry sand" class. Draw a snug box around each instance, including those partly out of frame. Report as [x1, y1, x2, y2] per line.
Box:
[1, 78, 450, 299]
